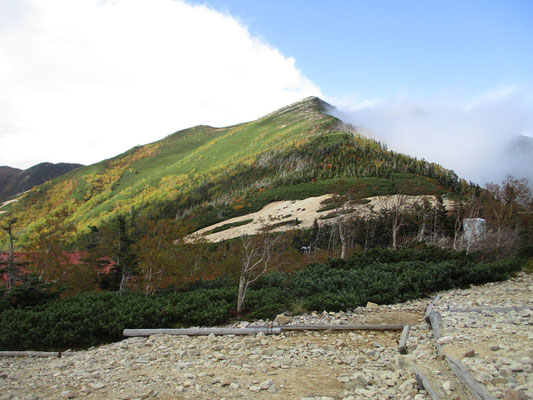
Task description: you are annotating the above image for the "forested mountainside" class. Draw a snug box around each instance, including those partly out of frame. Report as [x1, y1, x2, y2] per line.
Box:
[0, 162, 82, 203]
[0, 97, 467, 246]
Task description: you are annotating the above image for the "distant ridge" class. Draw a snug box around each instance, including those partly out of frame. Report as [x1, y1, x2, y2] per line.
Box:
[0, 162, 83, 203]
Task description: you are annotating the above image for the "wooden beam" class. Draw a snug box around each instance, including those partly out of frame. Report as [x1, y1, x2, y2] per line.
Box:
[124, 324, 406, 337]
[446, 356, 496, 400]
[398, 324, 410, 354]
[123, 327, 282, 337]
[0, 351, 76, 358]
[255, 324, 405, 331]
[414, 365, 442, 400]
[448, 305, 531, 313]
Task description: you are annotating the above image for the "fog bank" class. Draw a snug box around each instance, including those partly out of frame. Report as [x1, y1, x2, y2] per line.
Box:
[330, 88, 533, 187]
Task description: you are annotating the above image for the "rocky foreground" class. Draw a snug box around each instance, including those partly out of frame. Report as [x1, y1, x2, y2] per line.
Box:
[1, 273, 531, 400]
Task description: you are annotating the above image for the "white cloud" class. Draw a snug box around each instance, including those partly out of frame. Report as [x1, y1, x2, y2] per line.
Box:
[330, 87, 533, 187]
[0, 0, 322, 169]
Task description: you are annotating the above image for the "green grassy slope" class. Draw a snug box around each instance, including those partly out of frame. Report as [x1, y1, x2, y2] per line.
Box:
[1, 98, 336, 240]
[0, 96, 466, 245]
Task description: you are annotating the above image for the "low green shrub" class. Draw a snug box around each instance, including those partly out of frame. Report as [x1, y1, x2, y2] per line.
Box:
[0, 247, 522, 351]
[204, 219, 254, 235]
[1, 275, 63, 311]
[287, 254, 521, 310]
[267, 218, 301, 229]
[243, 287, 289, 320]
[0, 288, 236, 350]
[303, 291, 362, 312]
[249, 271, 288, 290]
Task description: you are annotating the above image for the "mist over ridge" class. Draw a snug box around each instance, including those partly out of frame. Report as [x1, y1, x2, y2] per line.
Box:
[329, 87, 533, 188]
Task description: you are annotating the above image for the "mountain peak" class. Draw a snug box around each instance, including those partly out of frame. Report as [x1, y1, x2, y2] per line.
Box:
[291, 96, 332, 111]
[261, 96, 332, 121]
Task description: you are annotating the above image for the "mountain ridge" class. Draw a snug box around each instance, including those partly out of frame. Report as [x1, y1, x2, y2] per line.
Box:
[0, 97, 466, 245]
[0, 162, 83, 204]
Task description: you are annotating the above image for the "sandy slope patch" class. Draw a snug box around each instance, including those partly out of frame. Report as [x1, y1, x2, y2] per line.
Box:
[191, 194, 454, 243]
[191, 195, 332, 242]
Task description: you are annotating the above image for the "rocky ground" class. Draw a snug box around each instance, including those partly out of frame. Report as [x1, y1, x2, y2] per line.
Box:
[1, 273, 531, 400]
[436, 274, 533, 399]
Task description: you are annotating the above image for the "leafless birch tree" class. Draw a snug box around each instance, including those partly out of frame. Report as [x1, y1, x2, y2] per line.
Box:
[377, 194, 418, 250]
[237, 224, 281, 314]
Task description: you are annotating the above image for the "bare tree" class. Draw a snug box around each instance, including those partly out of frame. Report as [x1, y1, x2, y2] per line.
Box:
[451, 177, 531, 255]
[237, 223, 281, 314]
[483, 176, 532, 248]
[413, 197, 433, 243]
[376, 194, 418, 250]
[328, 181, 368, 259]
[451, 201, 465, 250]
[330, 193, 352, 259]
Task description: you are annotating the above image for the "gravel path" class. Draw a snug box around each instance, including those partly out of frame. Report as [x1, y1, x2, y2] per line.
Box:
[1, 273, 531, 400]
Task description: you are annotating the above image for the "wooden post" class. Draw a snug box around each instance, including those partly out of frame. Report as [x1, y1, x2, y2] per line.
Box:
[424, 294, 441, 323]
[427, 311, 442, 339]
[413, 365, 442, 400]
[398, 324, 410, 354]
[427, 311, 443, 357]
[446, 356, 496, 400]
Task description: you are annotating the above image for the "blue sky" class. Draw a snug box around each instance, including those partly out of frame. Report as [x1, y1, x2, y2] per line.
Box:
[191, 0, 533, 98]
[0, 0, 531, 185]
